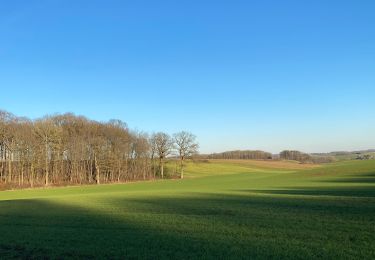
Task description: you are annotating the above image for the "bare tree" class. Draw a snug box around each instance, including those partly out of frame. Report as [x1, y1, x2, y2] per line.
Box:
[280, 150, 312, 163]
[152, 132, 173, 179]
[34, 116, 62, 186]
[0, 111, 16, 184]
[206, 150, 272, 160]
[149, 136, 157, 179]
[174, 131, 199, 179]
[0, 109, 200, 190]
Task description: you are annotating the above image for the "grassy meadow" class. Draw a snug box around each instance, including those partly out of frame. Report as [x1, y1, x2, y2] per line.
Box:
[0, 159, 374, 259]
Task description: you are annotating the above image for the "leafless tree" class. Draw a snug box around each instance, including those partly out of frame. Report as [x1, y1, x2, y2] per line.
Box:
[174, 131, 199, 179]
[206, 150, 273, 160]
[151, 132, 173, 179]
[34, 116, 62, 186]
[0, 109, 201, 190]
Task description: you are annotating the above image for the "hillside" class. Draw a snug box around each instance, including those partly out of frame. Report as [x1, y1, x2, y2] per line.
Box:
[0, 160, 374, 258]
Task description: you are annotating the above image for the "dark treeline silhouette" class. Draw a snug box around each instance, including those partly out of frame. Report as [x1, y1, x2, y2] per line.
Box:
[0, 110, 198, 189]
[206, 150, 273, 160]
[313, 150, 374, 161]
[313, 149, 375, 156]
[201, 150, 335, 164]
[280, 150, 335, 164]
[279, 150, 311, 163]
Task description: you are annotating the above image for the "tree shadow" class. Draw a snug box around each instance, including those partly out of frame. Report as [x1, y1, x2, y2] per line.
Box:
[251, 186, 375, 198]
[245, 169, 375, 198]
[321, 171, 375, 184]
[1, 191, 374, 259]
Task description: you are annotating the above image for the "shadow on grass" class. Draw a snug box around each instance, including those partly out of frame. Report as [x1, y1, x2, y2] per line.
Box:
[250, 169, 375, 198]
[251, 185, 375, 198]
[1, 191, 375, 259]
[322, 171, 375, 184]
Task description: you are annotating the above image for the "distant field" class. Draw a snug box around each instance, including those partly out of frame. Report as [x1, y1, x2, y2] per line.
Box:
[0, 160, 374, 259]
[172, 159, 317, 180]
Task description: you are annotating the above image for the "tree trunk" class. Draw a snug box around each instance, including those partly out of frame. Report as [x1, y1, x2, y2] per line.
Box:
[45, 140, 49, 186]
[30, 162, 34, 188]
[95, 154, 100, 184]
[45, 153, 49, 186]
[8, 155, 12, 183]
[180, 157, 184, 179]
[21, 162, 24, 186]
[160, 158, 164, 179]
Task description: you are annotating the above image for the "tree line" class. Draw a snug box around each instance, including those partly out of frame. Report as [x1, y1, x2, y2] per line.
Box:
[201, 150, 335, 164]
[0, 110, 198, 189]
[279, 150, 335, 163]
[206, 150, 273, 160]
[279, 150, 312, 163]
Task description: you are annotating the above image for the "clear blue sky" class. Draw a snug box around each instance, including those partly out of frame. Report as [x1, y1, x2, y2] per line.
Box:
[1, 0, 374, 154]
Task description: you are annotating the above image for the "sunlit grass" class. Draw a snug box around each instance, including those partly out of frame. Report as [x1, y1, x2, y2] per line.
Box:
[0, 160, 374, 258]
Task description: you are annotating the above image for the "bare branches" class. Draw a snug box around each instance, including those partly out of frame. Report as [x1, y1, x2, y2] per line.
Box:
[151, 132, 173, 179]
[0, 109, 200, 189]
[174, 131, 199, 179]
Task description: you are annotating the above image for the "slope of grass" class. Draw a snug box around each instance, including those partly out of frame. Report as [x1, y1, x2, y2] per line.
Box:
[182, 159, 315, 178]
[0, 160, 374, 259]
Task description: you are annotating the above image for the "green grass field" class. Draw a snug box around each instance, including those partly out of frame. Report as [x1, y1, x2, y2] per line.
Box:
[1, 160, 374, 259]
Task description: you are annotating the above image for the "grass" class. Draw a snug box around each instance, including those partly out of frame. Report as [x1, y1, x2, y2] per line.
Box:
[0, 160, 374, 259]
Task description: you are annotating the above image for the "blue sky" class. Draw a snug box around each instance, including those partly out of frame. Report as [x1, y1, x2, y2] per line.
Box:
[0, 0, 374, 153]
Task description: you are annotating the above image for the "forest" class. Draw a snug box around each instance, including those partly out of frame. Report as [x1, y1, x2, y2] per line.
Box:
[203, 150, 335, 163]
[206, 150, 273, 160]
[0, 110, 198, 189]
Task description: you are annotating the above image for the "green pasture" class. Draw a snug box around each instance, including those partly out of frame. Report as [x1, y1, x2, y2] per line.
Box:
[0, 160, 374, 259]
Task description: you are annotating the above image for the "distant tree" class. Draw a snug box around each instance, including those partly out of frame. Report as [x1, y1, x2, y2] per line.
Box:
[279, 150, 312, 163]
[149, 136, 158, 179]
[174, 131, 199, 179]
[0, 109, 202, 190]
[151, 132, 173, 179]
[34, 116, 62, 186]
[363, 154, 371, 160]
[357, 154, 372, 160]
[207, 150, 272, 160]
